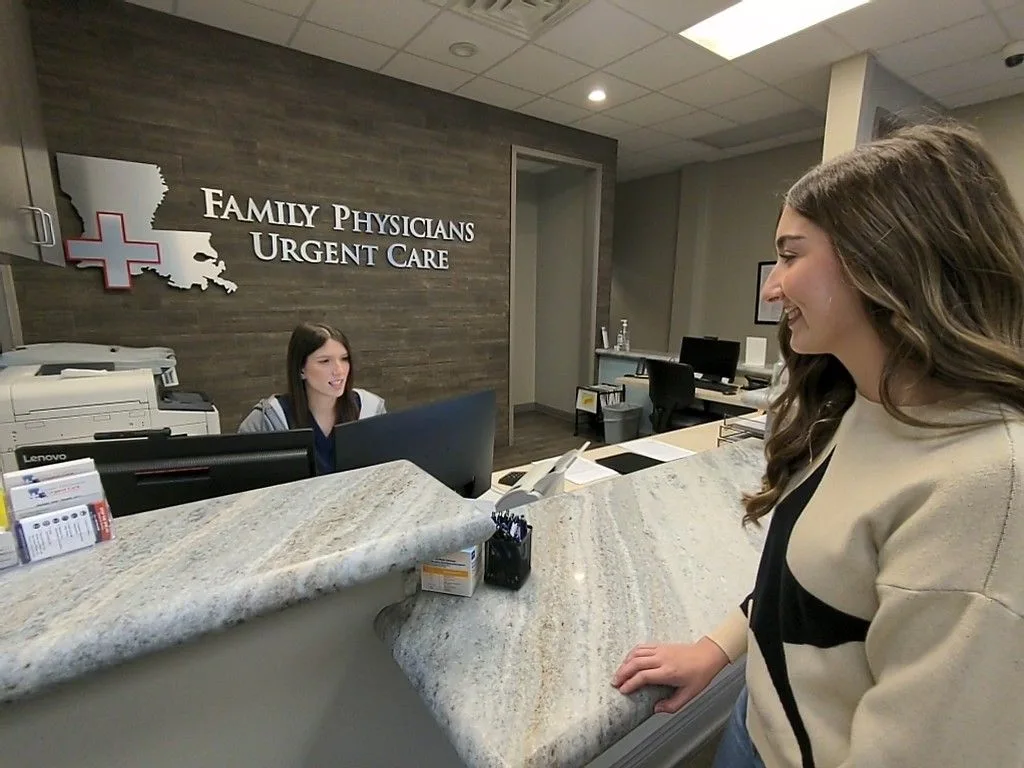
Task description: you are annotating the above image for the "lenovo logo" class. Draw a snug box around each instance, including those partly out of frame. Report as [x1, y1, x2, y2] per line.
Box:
[23, 454, 68, 465]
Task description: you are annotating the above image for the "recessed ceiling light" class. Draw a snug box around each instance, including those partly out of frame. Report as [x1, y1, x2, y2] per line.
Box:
[449, 41, 478, 58]
[679, 0, 871, 60]
[588, 88, 607, 103]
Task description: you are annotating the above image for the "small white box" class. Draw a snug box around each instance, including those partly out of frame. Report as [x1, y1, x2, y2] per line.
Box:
[420, 545, 482, 597]
[0, 530, 19, 570]
[3, 458, 97, 492]
[8, 471, 106, 520]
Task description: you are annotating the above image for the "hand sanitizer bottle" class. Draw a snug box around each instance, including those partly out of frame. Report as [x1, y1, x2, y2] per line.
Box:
[620, 319, 630, 352]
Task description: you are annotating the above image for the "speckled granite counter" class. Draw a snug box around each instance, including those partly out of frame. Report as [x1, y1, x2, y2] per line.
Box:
[0, 459, 494, 704]
[378, 440, 767, 768]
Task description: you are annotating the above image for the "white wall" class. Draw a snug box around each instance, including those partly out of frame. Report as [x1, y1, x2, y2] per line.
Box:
[511, 173, 538, 406]
[610, 171, 680, 350]
[535, 167, 588, 414]
[697, 141, 823, 362]
[955, 93, 1024, 210]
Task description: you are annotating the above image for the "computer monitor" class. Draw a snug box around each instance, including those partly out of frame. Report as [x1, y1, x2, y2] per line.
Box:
[15, 430, 315, 518]
[333, 389, 496, 498]
[679, 336, 741, 382]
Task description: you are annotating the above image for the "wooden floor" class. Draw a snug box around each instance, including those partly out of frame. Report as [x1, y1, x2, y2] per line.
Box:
[493, 411, 604, 472]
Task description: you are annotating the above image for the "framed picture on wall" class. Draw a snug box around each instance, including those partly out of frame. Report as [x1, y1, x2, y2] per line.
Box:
[755, 261, 782, 325]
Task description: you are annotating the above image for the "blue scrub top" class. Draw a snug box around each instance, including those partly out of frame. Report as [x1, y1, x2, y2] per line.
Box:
[312, 423, 335, 476]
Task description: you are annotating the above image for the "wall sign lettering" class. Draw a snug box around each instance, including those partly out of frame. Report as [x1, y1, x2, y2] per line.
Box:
[200, 188, 473, 270]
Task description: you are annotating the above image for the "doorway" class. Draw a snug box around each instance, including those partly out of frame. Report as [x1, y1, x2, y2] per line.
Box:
[509, 147, 602, 447]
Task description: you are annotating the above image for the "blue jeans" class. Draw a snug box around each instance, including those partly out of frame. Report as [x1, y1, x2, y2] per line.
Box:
[712, 687, 766, 768]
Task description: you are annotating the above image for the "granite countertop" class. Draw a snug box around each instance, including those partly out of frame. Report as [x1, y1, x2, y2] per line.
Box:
[0, 459, 494, 703]
[378, 441, 767, 768]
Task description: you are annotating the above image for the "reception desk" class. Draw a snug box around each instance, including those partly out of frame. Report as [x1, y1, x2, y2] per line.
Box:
[380, 436, 768, 768]
[0, 460, 495, 768]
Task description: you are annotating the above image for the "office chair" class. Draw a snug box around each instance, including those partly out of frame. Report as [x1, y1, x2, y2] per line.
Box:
[646, 360, 708, 433]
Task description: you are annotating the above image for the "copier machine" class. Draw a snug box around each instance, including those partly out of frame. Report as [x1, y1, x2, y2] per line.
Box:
[0, 343, 221, 473]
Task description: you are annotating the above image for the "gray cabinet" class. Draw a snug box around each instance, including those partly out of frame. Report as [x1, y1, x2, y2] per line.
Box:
[0, 0, 63, 267]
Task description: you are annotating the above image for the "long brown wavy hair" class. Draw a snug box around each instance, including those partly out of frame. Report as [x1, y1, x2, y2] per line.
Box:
[743, 121, 1024, 525]
[286, 322, 360, 429]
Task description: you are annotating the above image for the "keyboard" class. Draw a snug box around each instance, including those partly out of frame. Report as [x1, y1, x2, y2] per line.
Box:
[697, 379, 738, 394]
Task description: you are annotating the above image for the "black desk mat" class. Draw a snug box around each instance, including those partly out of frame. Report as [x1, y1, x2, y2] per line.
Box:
[595, 452, 664, 475]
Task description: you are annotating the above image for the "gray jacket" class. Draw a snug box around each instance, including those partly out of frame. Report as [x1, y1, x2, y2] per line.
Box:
[237, 388, 386, 433]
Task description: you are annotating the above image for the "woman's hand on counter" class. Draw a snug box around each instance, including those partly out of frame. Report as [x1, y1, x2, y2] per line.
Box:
[610, 636, 730, 715]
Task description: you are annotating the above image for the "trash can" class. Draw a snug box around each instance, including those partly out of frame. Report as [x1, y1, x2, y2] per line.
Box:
[602, 402, 642, 443]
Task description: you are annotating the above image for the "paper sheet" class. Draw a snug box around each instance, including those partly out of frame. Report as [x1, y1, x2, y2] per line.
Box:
[565, 458, 620, 485]
[620, 438, 696, 462]
[744, 336, 768, 367]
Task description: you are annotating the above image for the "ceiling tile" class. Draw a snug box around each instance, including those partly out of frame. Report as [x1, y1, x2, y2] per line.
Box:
[517, 97, 592, 125]
[291, 23, 395, 71]
[605, 35, 722, 90]
[877, 15, 1008, 78]
[711, 88, 805, 123]
[484, 45, 592, 94]
[777, 67, 832, 112]
[663, 65, 766, 108]
[177, 0, 297, 45]
[826, 0, 989, 50]
[404, 11, 526, 74]
[456, 77, 536, 109]
[638, 138, 719, 164]
[943, 77, 1024, 107]
[534, 0, 665, 68]
[602, 92, 694, 125]
[999, 3, 1024, 36]
[606, 0, 737, 34]
[573, 113, 636, 138]
[655, 109, 736, 139]
[547, 71, 649, 111]
[733, 26, 856, 85]
[617, 126, 680, 152]
[911, 53, 1021, 97]
[245, 0, 310, 16]
[717, 127, 824, 159]
[306, 0, 439, 48]
[381, 52, 474, 92]
[125, 0, 174, 12]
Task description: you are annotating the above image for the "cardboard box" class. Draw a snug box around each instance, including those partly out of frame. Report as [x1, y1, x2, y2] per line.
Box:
[421, 545, 482, 597]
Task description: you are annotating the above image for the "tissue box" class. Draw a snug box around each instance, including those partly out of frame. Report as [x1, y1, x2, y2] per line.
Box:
[420, 545, 482, 597]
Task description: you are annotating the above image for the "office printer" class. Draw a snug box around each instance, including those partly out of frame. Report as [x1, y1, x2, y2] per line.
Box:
[0, 343, 220, 473]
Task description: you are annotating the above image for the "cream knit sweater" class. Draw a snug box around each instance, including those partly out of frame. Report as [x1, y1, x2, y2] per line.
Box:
[708, 393, 1024, 768]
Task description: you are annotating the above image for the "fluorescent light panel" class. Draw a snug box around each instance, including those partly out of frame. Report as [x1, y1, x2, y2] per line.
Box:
[679, 0, 871, 60]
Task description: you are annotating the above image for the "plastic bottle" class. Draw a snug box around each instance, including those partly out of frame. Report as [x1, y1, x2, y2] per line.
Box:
[620, 319, 630, 352]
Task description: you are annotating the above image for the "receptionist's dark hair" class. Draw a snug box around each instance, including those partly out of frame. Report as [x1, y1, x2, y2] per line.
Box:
[286, 322, 359, 428]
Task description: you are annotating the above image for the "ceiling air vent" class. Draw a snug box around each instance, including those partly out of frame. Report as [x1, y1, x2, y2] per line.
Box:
[438, 0, 593, 41]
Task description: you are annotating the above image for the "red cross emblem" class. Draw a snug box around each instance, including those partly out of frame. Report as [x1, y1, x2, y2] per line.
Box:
[65, 211, 161, 290]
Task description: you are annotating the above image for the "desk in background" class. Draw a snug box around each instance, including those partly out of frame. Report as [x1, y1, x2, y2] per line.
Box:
[595, 347, 773, 385]
[615, 374, 759, 436]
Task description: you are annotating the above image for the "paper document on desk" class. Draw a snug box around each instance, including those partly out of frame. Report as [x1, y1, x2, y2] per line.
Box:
[564, 458, 620, 485]
[620, 438, 695, 462]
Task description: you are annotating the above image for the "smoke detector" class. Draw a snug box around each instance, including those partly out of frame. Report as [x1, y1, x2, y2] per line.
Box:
[435, 0, 592, 41]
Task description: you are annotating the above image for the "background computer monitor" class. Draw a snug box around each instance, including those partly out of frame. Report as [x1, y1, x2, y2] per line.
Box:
[333, 389, 496, 498]
[679, 336, 741, 382]
[15, 430, 315, 518]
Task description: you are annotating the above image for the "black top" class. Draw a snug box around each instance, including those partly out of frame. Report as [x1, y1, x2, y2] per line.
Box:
[278, 392, 361, 475]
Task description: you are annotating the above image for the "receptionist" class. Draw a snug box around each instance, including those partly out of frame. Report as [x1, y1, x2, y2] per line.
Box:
[238, 322, 386, 474]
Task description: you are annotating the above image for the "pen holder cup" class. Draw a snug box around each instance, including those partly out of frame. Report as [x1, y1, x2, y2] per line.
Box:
[484, 526, 532, 590]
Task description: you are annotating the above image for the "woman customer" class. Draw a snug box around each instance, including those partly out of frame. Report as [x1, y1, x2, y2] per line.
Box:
[238, 322, 386, 474]
[612, 121, 1024, 768]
